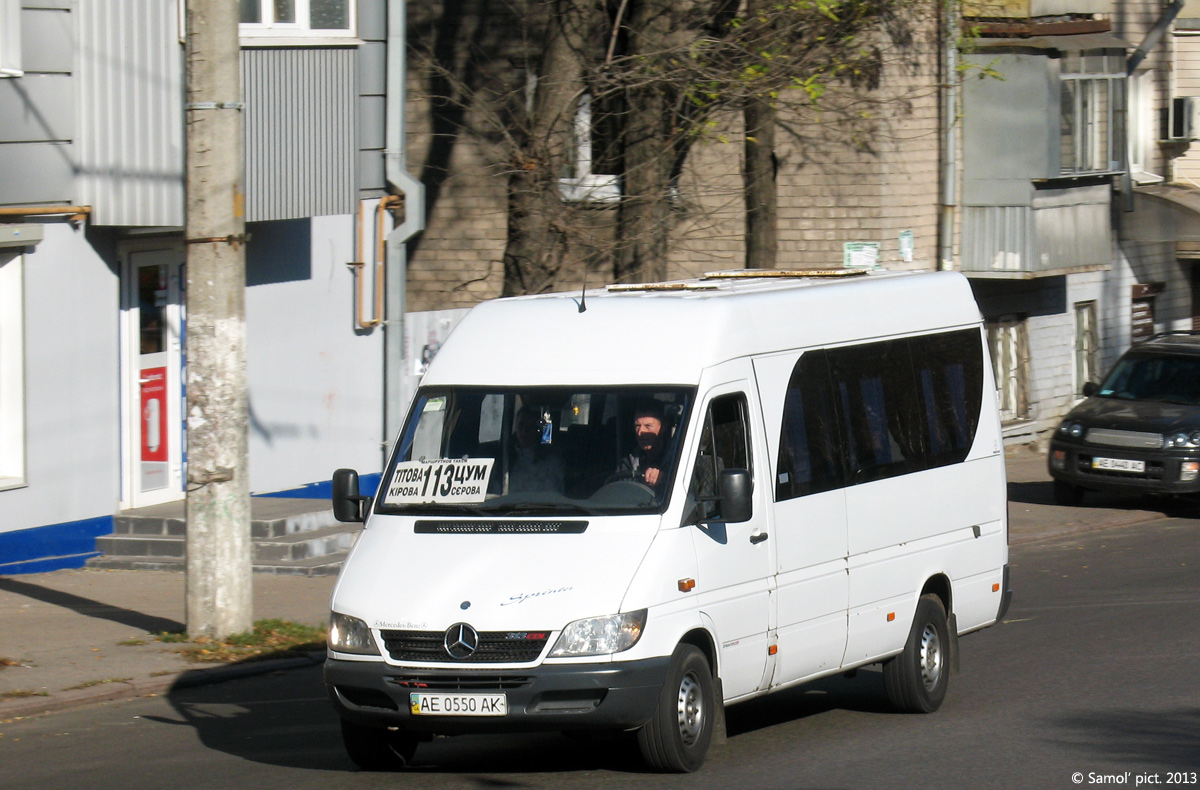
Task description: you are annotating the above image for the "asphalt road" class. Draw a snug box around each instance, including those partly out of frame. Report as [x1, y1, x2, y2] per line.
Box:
[3, 517, 1199, 790]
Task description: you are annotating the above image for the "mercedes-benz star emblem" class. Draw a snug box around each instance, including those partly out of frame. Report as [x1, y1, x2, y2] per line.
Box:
[444, 623, 479, 659]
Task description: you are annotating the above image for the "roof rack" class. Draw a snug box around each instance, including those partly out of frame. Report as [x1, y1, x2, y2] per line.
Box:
[702, 268, 868, 280]
[606, 282, 721, 293]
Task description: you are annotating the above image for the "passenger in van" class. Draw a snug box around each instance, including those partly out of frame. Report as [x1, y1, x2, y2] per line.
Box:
[610, 401, 670, 491]
[508, 405, 565, 493]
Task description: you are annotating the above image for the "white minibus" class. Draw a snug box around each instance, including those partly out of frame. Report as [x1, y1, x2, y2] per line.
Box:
[325, 269, 1011, 772]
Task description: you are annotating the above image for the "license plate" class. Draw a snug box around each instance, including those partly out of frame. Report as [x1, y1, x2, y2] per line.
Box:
[1093, 457, 1145, 473]
[409, 692, 507, 717]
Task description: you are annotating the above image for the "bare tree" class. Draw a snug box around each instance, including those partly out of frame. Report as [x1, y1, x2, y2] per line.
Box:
[412, 0, 926, 291]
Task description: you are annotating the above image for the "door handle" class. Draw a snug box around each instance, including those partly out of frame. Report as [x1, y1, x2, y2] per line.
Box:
[749, 532, 768, 545]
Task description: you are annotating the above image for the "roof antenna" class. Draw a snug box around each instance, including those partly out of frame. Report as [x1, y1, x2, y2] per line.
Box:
[577, 267, 587, 313]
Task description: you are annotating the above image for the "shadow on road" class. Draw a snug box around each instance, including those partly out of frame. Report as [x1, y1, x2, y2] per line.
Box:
[0, 577, 183, 633]
[1050, 707, 1200, 770]
[154, 662, 897, 775]
[1007, 479, 1200, 518]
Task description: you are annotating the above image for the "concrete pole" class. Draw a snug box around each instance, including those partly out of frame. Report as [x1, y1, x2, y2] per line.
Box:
[183, 0, 253, 639]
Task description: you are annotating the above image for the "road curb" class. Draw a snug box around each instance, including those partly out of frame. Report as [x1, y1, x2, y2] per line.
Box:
[0, 651, 325, 721]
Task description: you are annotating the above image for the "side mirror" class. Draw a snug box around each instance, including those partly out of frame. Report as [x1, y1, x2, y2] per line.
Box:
[719, 468, 753, 524]
[332, 468, 370, 523]
[1082, 381, 1099, 398]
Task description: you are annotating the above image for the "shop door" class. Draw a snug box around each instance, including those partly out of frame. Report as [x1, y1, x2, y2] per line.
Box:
[122, 247, 184, 508]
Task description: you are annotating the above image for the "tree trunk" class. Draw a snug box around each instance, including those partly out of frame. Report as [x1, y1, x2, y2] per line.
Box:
[613, 0, 675, 284]
[184, 0, 252, 639]
[743, 96, 777, 270]
[501, 0, 588, 296]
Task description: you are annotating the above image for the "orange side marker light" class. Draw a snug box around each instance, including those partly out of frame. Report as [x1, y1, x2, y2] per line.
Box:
[678, 578, 696, 593]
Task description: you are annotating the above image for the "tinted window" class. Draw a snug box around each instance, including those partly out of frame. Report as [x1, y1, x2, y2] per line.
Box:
[775, 328, 984, 501]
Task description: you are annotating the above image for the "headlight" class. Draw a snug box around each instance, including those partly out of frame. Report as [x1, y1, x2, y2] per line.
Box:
[549, 610, 647, 657]
[1165, 431, 1200, 449]
[328, 611, 380, 656]
[1057, 421, 1084, 439]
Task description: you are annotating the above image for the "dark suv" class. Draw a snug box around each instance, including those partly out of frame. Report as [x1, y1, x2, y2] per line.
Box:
[1049, 332, 1200, 505]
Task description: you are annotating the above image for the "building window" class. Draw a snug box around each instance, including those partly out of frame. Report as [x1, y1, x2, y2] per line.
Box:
[239, 0, 355, 39]
[0, 251, 25, 489]
[1074, 301, 1099, 395]
[558, 93, 621, 204]
[1060, 50, 1126, 175]
[1128, 70, 1159, 182]
[0, 0, 22, 77]
[986, 315, 1031, 423]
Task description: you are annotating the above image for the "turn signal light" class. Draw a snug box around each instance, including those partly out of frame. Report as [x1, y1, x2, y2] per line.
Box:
[993, 583, 1001, 592]
[887, 612, 895, 622]
[678, 578, 696, 592]
[768, 645, 778, 655]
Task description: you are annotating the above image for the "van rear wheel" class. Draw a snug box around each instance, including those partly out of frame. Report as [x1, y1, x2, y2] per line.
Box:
[340, 719, 418, 771]
[637, 644, 715, 773]
[883, 594, 949, 713]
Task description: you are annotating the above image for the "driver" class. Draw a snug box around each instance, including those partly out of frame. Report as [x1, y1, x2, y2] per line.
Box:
[612, 401, 670, 491]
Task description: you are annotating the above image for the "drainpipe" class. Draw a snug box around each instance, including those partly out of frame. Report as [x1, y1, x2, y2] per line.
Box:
[384, 0, 426, 462]
[938, 0, 958, 272]
[1126, 0, 1184, 76]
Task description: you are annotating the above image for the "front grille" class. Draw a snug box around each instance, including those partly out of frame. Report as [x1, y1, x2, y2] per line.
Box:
[381, 629, 549, 663]
[386, 674, 532, 691]
[1084, 428, 1164, 449]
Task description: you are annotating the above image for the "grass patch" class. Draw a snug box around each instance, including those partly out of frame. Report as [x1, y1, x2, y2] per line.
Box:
[1, 690, 48, 699]
[117, 638, 146, 647]
[154, 630, 190, 644]
[64, 678, 132, 691]
[171, 619, 326, 664]
[0, 658, 20, 669]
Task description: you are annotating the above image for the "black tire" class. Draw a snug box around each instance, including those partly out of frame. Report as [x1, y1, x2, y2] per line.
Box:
[637, 644, 715, 773]
[1053, 480, 1085, 506]
[340, 719, 418, 771]
[883, 594, 950, 714]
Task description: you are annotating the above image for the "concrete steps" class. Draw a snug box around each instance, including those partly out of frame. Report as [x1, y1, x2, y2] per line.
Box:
[86, 498, 360, 576]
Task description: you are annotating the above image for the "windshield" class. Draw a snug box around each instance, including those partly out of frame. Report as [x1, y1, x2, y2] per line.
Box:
[1096, 353, 1200, 405]
[376, 387, 694, 516]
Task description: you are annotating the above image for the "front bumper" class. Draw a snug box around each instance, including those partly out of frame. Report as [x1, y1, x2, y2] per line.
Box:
[1048, 439, 1200, 496]
[325, 655, 671, 735]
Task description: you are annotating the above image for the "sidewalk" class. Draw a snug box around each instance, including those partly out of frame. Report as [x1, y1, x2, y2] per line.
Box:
[0, 447, 1176, 721]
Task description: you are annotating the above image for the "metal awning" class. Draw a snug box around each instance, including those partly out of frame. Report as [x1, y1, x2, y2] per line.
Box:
[1125, 184, 1200, 253]
[975, 33, 1130, 52]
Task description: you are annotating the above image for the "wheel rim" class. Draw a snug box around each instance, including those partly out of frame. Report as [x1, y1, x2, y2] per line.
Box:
[676, 671, 704, 746]
[919, 623, 942, 691]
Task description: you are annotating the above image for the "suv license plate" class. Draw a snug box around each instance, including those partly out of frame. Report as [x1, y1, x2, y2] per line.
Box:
[1093, 457, 1145, 473]
[409, 692, 507, 717]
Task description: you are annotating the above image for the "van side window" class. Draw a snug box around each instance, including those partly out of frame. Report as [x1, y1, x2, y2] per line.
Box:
[775, 329, 985, 500]
[687, 393, 751, 522]
[828, 340, 924, 484]
[777, 351, 844, 500]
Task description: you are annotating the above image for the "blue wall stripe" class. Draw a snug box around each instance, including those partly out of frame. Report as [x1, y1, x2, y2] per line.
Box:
[0, 516, 114, 576]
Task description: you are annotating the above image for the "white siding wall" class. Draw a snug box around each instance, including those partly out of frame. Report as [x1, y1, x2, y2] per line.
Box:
[245, 213, 384, 492]
[0, 223, 120, 534]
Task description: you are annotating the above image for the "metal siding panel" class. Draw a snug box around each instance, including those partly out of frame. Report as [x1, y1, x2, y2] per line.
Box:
[21, 5, 73, 73]
[243, 47, 356, 222]
[0, 142, 74, 202]
[77, 0, 184, 227]
[0, 73, 74, 142]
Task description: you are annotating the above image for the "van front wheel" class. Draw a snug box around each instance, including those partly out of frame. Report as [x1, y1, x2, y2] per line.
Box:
[637, 644, 715, 773]
[340, 719, 418, 771]
[883, 594, 949, 713]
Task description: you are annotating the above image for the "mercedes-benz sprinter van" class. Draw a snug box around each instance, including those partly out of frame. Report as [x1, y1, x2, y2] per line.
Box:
[325, 269, 1011, 773]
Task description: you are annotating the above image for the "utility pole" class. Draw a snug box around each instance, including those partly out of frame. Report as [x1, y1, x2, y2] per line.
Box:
[183, 0, 253, 638]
